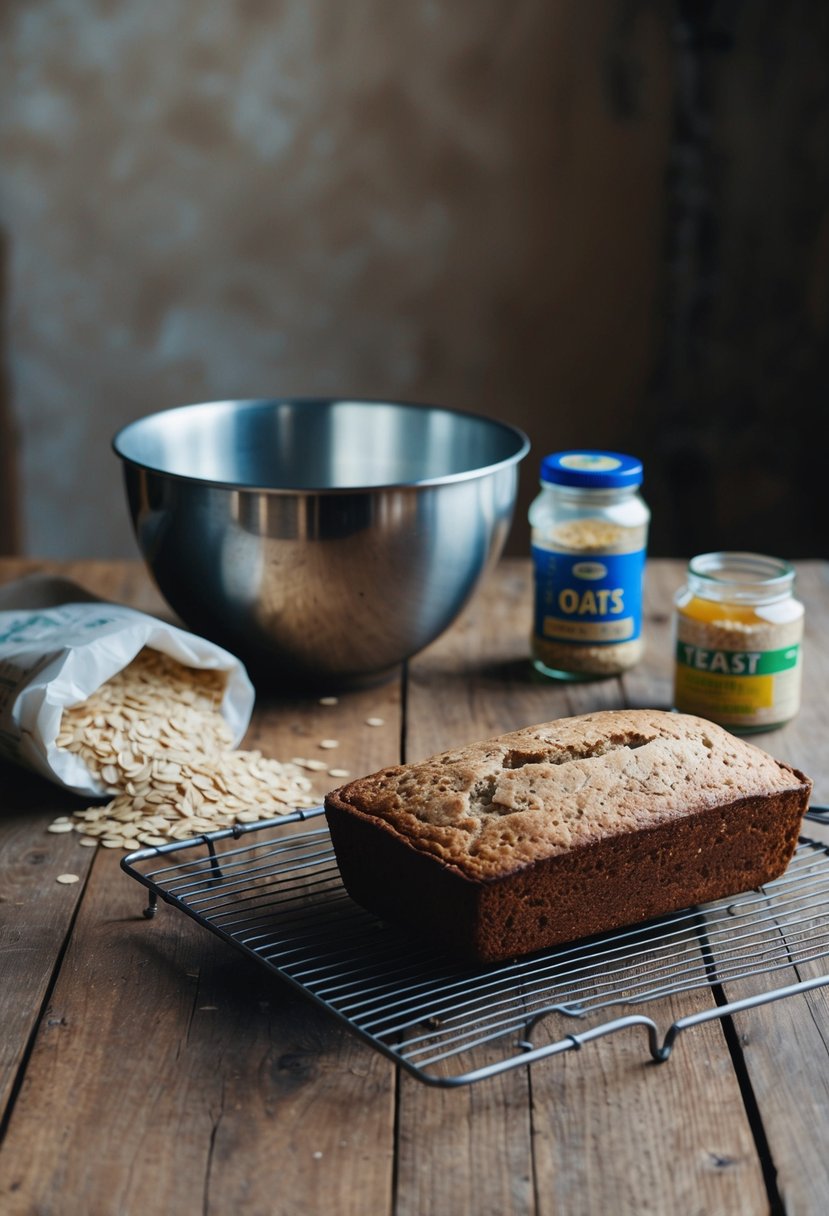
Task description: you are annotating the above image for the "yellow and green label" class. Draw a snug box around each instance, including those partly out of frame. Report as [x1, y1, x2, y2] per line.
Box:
[675, 642, 800, 677]
[674, 642, 801, 723]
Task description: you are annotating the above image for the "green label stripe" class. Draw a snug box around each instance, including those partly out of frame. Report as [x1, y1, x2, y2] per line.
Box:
[675, 641, 800, 676]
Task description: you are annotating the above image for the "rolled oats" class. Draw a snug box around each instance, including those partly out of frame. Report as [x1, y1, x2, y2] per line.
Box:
[53, 648, 320, 850]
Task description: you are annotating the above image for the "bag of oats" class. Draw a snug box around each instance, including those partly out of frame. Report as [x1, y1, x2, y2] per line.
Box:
[0, 575, 255, 797]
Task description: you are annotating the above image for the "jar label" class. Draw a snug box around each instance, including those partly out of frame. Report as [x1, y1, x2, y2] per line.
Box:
[675, 641, 800, 677]
[531, 546, 645, 645]
[674, 640, 802, 725]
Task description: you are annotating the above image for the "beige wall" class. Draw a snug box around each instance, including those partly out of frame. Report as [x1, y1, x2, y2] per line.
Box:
[0, 1, 672, 558]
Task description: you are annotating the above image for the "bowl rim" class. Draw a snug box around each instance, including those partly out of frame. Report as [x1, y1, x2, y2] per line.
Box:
[112, 396, 531, 494]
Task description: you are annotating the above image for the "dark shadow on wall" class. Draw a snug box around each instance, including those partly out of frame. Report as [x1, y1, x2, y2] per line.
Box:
[0, 229, 20, 555]
[639, 0, 828, 560]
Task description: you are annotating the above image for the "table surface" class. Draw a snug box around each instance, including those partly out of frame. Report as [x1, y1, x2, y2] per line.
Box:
[1, 556, 828, 1216]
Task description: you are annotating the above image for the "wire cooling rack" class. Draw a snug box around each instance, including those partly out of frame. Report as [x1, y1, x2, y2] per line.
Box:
[122, 806, 829, 1087]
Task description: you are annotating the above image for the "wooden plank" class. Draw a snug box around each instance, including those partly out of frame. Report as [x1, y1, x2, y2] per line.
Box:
[396, 562, 538, 1216]
[0, 767, 96, 1120]
[621, 558, 683, 714]
[770, 562, 829, 803]
[397, 558, 768, 1215]
[0, 559, 216, 1126]
[0, 561, 154, 1126]
[700, 562, 829, 1214]
[530, 1003, 768, 1216]
[0, 558, 400, 1214]
[0, 847, 395, 1216]
[712, 941, 829, 1216]
[0, 558, 168, 617]
[620, 559, 829, 1212]
[3, 555, 826, 1214]
[395, 1063, 534, 1216]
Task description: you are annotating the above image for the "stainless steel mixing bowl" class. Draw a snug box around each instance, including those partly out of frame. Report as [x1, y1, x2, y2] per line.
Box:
[113, 398, 530, 687]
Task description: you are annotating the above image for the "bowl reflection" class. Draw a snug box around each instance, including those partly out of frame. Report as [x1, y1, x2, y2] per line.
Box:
[113, 397, 529, 688]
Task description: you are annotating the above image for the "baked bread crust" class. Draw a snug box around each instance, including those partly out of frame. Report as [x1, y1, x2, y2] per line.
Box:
[324, 710, 813, 962]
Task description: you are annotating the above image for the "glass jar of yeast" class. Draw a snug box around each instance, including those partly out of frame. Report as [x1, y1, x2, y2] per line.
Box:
[673, 551, 804, 732]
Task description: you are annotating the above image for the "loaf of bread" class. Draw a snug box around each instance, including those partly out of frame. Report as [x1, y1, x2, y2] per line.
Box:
[324, 710, 812, 963]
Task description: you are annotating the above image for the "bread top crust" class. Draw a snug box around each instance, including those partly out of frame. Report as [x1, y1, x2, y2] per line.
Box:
[326, 710, 812, 882]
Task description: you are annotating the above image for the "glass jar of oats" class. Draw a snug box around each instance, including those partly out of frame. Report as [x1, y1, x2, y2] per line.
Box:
[673, 551, 804, 733]
[530, 450, 649, 680]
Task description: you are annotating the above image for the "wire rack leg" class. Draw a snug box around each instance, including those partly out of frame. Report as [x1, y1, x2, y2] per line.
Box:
[659, 974, 829, 1060]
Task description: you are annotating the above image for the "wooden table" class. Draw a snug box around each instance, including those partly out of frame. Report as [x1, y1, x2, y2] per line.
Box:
[1, 556, 828, 1216]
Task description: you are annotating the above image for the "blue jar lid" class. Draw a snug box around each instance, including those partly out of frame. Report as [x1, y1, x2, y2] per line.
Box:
[540, 450, 643, 489]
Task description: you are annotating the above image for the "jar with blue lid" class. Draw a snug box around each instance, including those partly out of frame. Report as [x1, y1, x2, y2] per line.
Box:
[529, 450, 650, 680]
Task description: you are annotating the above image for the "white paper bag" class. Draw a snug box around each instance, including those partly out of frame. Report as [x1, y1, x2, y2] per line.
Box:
[0, 575, 255, 797]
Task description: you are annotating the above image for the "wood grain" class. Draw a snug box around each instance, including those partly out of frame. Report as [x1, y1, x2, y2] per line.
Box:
[530, 995, 768, 1216]
[701, 562, 829, 1215]
[0, 558, 400, 1215]
[3, 556, 829, 1216]
[0, 848, 395, 1216]
[0, 558, 170, 617]
[402, 558, 768, 1215]
[0, 772, 95, 1118]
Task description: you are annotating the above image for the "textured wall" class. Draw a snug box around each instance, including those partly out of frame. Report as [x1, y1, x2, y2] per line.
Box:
[0, 0, 671, 557]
